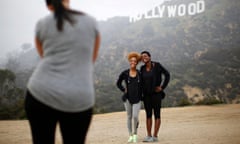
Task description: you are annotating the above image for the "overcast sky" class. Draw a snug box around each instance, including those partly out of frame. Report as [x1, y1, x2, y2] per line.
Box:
[0, 0, 166, 58]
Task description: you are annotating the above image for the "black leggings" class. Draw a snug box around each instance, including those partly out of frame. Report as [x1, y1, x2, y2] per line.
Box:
[25, 90, 93, 144]
[143, 95, 162, 119]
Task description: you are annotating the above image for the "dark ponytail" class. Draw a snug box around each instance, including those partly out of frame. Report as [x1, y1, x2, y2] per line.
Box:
[46, 0, 83, 32]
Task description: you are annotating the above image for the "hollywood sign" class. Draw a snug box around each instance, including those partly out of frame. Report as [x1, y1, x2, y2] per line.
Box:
[130, 0, 205, 23]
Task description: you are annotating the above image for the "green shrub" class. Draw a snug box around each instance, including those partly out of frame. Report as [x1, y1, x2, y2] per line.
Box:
[196, 97, 223, 105]
[177, 98, 192, 107]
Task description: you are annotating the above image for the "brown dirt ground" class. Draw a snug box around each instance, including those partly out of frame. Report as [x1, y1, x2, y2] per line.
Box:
[0, 104, 240, 144]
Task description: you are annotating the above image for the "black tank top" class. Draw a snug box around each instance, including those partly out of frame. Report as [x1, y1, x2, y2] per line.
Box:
[127, 76, 140, 104]
[142, 68, 154, 96]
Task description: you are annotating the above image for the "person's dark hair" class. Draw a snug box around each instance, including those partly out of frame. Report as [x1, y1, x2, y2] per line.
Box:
[141, 51, 151, 57]
[46, 0, 84, 31]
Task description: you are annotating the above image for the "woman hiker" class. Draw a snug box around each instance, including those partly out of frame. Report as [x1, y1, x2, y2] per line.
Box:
[140, 51, 170, 142]
[116, 52, 143, 143]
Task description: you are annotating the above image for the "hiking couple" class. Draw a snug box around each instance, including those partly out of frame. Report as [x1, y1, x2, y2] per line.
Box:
[117, 51, 170, 143]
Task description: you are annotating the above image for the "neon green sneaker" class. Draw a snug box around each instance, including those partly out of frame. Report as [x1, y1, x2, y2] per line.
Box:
[128, 135, 133, 143]
[133, 135, 137, 143]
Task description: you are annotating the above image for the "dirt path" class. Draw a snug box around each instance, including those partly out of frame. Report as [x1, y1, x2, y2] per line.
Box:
[0, 104, 240, 144]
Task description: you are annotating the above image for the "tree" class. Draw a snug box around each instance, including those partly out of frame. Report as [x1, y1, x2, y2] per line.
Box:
[0, 69, 25, 120]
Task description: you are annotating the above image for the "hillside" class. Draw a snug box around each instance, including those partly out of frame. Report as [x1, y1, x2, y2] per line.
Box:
[94, 0, 240, 112]
[0, 0, 240, 116]
[0, 104, 240, 144]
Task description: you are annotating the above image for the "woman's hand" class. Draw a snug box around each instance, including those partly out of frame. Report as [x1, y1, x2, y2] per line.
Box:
[155, 86, 162, 92]
[92, 34, 100, 63]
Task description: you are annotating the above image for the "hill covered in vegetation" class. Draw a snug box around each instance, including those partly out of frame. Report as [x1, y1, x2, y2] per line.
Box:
[0, 0, 239, 118]
[94, 0, 240, 112]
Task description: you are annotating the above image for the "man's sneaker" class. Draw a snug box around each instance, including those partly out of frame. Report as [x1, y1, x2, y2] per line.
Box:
[128, 135, 133, 143]
[133, 135, 137, 143]
[152, 136, 158, 142]
[142, 136, 153, 142]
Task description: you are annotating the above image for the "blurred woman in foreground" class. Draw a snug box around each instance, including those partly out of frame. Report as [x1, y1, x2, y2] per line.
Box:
[25, 0, 100, 143]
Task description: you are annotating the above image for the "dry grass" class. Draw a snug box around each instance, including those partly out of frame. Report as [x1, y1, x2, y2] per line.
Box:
[0, 104, 240, 144]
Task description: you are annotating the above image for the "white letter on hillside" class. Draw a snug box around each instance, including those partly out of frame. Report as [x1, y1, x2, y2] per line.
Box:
[145, 9, 154, 19]
[167, 5, 177, 17]
[149, 7, 158, 18]
[197, 0, 205, 13]
[178, 4, 186, 16]
[129, 13, 143, 23]
[188, 3, 197, 15]
[157, 5, 166, 18]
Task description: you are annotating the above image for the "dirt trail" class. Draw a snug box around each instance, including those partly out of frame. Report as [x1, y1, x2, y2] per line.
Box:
[0, 104, 240, 144]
